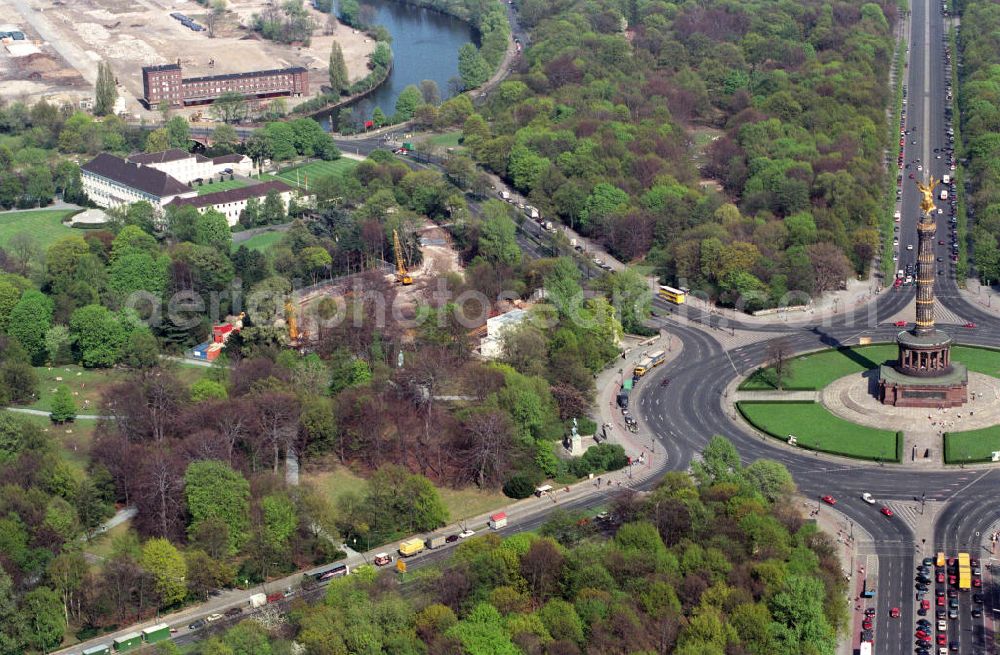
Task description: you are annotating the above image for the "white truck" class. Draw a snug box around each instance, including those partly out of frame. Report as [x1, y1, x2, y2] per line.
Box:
[249, 593, 267, 609]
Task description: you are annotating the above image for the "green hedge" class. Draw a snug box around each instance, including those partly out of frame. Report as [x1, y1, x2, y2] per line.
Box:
[944, 427, 1000, 464]
[737, 401, 901, 462]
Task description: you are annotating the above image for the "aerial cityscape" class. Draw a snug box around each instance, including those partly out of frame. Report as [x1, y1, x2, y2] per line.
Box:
[0, 0, 999, 653]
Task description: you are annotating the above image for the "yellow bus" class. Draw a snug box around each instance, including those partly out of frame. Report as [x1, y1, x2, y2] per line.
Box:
[658, 285, 687, 305]
[958, 552, 971, 591]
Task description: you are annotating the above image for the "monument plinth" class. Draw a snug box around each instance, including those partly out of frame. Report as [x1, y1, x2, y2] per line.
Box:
[879, 177, 968, 407]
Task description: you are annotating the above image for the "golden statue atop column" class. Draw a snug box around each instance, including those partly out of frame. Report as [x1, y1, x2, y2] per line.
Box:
[916, 176, 938, 215]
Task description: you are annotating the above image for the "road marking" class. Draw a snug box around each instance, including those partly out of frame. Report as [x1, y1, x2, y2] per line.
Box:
[943, 469, 994, 504]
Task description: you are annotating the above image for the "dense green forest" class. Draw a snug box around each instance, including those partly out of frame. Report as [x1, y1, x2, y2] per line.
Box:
[455, 0, 898, 308]
[196, 438, 846, 655]
[0, 85, 639, 650]
[954, 0, 1000, 282]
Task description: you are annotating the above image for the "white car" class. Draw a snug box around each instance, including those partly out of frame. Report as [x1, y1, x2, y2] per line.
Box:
[459, 529, 476, 539]
[861, 492, 876, 504]
[205, 613, 223, 622]
[907, 244, 914, 250]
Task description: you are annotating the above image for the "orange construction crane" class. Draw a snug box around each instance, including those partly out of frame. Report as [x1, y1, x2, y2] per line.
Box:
[393, 230, 412, 285]
[284, 300, 299, 341]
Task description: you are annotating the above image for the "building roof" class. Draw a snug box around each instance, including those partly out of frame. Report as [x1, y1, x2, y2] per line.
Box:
[212, 153, 250, 164]
[166, 180, 293, 209]
[183, 66, 307, 84]
[143, 63, 181, 73]
[486, 308, 527, 336]
[127, 149, 210, 165]
[82, 153, 191, 198]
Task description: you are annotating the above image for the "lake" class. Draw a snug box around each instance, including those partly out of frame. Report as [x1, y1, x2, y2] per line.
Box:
[320, 0, 474, 130]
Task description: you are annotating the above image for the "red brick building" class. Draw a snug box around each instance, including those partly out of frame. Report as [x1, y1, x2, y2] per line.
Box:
[142, 63, 309, 108]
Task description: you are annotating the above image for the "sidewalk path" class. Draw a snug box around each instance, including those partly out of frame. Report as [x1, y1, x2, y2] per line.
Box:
[593, 332, 680, 486]
[961, 279, 1000, 319]
[807, 495, 876, 655]
[0, 200, 81, 215]
[5, 407, 107, 420]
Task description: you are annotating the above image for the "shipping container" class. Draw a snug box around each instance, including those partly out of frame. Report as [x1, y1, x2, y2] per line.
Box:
[489, 512, 508, 529]
[113, 631, 143, 652]
[141, 623, 170, 643]
[427, 535, 448, 549]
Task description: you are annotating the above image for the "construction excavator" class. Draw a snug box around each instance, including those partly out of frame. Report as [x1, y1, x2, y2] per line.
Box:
[393, 230, 412, 285]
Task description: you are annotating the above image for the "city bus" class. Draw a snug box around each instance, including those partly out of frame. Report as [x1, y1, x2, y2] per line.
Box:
[958, 552, 971, 591]
[658, 286, 687, 305]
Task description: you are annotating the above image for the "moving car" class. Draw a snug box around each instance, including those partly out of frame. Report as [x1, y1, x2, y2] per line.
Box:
[890, 606, 900, 617]
[894, 320, 908, 327]
[881, 506, 894, 517]
[459, 529, 476, 539]
[821, 495, 836, 505]
[188, 619, 206, 631]
[862, 492, 876, 504]
[206, 613, 222, 622]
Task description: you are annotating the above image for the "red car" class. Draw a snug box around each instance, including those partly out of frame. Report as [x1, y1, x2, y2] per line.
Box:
[916, 630, 930, 639]
[937, 572, 945, 583]
[964, 322, 977, 328]
[921, 599, 931, 611]
[894, 320, 907, 327]
[890, 607, 900, 618]
[863, 619, 873, 630]
[821, 495, 837, 505]
[937, 595, 946, 606]
[881, 506, 894, 517]
[938, 633, 947, 646]
[973, 577, 982, 588]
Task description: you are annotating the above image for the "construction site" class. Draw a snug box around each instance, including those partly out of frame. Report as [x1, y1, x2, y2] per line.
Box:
[1, 0, 375, 114]
[284, 221, 468, 348]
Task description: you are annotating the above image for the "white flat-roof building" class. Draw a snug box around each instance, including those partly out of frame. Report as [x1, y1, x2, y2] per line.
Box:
[479, 308, 528, 360]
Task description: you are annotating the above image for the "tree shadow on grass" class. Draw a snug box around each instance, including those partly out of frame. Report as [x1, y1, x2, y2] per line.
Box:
[810, 327, 892, 372]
